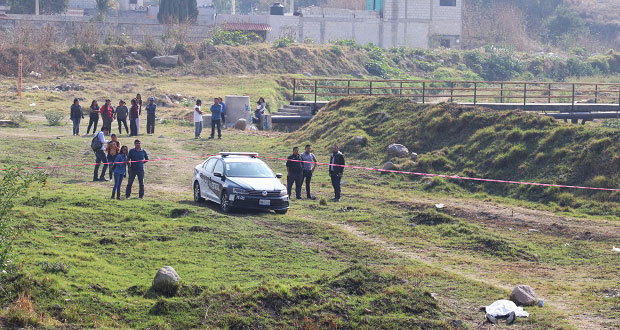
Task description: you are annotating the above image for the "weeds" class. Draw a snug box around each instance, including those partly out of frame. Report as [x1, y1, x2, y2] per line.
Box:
[44, 112, 64, 126]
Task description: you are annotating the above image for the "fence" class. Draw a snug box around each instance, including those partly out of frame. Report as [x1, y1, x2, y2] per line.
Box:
[292, 78, 620, 111]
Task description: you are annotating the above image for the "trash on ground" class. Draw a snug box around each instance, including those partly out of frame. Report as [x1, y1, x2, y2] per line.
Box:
[612, 246, 620, 252]
[434, 203, 445, 209]
[485, 300, 529, 318]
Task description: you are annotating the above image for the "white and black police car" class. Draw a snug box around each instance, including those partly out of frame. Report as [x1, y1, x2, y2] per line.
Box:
[192, 152, 289, 214]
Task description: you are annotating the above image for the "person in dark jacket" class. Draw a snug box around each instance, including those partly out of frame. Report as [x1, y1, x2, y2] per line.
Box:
[105, 134, 121, 180]
[100, 99, 114, 136]
[116, 100, 129, 135]
[135, 93, 142, 135]
[87, 100, 100, 135]
[129, 99, 139, 136]
[70, 98, 84, 136]
[209, 98, 223, 139]
[286, 146, 304, 199]
[111, 146, 128, 200]
[329, 145, 345, 202]
[125, 139, 149, 199]
[145, 97, 157, 135]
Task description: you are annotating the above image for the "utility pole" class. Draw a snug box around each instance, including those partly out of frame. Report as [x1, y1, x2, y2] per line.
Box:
[231, 0, 235, 14]
[17, 54, 22, 97]
[290, 0, 294, 14]
[35, 0, 39, 15]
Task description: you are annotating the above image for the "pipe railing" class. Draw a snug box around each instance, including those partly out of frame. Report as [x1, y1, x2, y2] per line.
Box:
[292, 78, 620, 111]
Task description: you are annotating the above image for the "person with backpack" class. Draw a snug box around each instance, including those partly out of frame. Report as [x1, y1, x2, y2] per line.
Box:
[116, 100, 129, 135]
[92, 127, 109, 182]
[129, 99, 139, 136]
[125, 139, 149, 199]
[70, 98, 84, 136]
[100, 99, 114, 136]
[87, 100, 100, 135]
[111, 145, 129, 200]
[145, 97, 157, 135]
[106, 134, 121, 181]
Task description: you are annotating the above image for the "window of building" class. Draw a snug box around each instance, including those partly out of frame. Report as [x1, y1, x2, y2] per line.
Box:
[440, 39, 451, 48]
[440, 0, 456, 6]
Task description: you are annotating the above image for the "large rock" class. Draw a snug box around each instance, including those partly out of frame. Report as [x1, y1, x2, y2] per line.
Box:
[387, 144, 410, 158]
[510, 285, 537, 306]
[152, 266, 180, 293]
[234, 118, 247, 130]
[352, 136, 367, 146]
[151, 55, 180, 67]
[383, 162, 397, 171]
[410, 152, 419, 161]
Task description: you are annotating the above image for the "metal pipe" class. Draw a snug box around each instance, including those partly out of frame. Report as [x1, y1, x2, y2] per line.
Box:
[523, 83, 527, 108]
[548, 83, 551, 104]
[292, 79, 296, 100]
[422, 82, 425, 103]
[572, 83, 575, 112]
[474, 82, 477, 105]
[595, 84, 598, 104]
[500, 82, 503, 103]
[314, 80, 317, 107]
[369, 81, 372, 95]
[450, 82, 454, 102]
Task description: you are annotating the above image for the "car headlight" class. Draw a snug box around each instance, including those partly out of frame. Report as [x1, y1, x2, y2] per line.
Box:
[232, 188, 249, 194]
[280, 189, 288, 196]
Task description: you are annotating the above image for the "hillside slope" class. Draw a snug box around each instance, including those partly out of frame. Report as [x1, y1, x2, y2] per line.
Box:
[292, 97, 620, 207]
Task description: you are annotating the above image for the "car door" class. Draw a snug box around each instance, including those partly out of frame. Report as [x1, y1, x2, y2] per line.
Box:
[210, 159, 225, 200]
[202, 158, 217, 201]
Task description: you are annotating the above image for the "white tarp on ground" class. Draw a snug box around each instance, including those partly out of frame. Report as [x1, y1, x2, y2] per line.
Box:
[486, 300, 530, 318]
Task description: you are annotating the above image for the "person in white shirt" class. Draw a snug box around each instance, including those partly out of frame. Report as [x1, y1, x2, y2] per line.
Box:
[93, 127, 109, 181]
[194, 99, 203, 139]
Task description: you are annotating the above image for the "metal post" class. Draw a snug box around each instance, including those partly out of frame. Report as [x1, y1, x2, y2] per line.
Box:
[369, 81, 372, 95]
[314, 80, 317, 107]
[594, 84, 598, 104]
[474, 82, 477, 105]
[548, 83, 551, 103]
[17, 54, 22, 97]
[500, 82, 503, 103]
[292, 78, 296, 101]
[422, 82, 425, 103]
[347, 80, 350, 95]
[450, 82, 454, 103]
[400, 81, 403, 97]
[572, 83, 575, 112]
[523, 83, 527, 108]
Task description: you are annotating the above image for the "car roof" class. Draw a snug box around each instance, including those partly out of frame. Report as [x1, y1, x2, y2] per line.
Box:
[207, 155, 265, 163]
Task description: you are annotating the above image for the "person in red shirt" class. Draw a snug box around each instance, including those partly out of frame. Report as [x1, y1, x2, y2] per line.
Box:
[100, 99, 115, 136]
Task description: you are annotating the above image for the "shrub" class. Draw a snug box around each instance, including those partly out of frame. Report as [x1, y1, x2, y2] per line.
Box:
[44, 112, 64, 126]
[545, 6, 585, 43]
[273, 37, 294, 48]
[209, 27, 260, 46]
[40, 260, 70, 274]
[330, 45, 343, 56]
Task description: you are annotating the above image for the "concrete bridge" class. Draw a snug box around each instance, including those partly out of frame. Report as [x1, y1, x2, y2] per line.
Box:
[271, 78, 620, 127]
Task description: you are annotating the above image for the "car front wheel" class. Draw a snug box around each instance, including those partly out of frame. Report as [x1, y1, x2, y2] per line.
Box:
[220, 191, 232, 213]
[193, 182, 204, 203]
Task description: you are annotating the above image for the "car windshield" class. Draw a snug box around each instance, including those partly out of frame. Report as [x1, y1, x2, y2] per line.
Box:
[225, 162, 274, 178]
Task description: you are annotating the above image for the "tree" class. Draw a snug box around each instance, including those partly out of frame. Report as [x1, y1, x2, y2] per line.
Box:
[158, 0, 198, 24]
[0, 167, 47, 274]
[95, 0, 113, 20]
[9, 0, 69, 14]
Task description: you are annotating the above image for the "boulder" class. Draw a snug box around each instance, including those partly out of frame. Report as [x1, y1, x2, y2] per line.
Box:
[234, 118, 247, 130]
[510, 285, 537, 306]
[152, 266, 180, 292]
[383, 162, 397, 171]
[136, 65, 145, 72]
[302, 72, 313, 77]
[387, 144, 410, 158]
[151, 55, 180, 67]
[410, 152, 419, 161]
[352, 70, 364, 78]
[352, 136, 367, 146]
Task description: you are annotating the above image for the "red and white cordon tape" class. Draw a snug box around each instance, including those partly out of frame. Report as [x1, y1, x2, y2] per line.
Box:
[1, 154, 618, 192]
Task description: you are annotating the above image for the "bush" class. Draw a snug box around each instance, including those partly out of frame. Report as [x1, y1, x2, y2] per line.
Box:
[330, 45, 344, 56]
[44, 112, 64, 126]
[545, 6, 585, 43]
[40, 260, 70, 274]
[209, 27, 260, 46]
[273, 37, 294, 48]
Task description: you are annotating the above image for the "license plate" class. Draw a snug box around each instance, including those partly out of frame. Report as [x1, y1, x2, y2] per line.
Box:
[259, 199, 270, 206]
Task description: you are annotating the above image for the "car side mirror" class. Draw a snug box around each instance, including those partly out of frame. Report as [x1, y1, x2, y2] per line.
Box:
[275, 173, 282, 179]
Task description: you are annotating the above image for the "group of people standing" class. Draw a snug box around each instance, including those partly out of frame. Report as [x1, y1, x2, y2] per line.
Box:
[286, 144, 345, 202]
[70, 94, 158, 137]
[193, 97, 227, 139]
[92, 127, 149, 200]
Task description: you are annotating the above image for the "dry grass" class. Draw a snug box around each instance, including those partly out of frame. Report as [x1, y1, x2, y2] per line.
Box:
[462, 2, 534, 51]
[3, 292, 59, 328]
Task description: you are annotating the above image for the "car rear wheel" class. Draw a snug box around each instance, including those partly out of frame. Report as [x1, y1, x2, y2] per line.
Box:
[193, 182, 204, 203]
[220, 191, 232, 213]
[275, 209, 288, 215]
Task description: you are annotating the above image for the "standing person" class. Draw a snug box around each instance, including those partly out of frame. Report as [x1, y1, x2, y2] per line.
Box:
[87, 100, 100, 135]
[286, 147, 303, 199]
[300, 144, 318, 199]
[145, 97, 157, 135]
[100, 99, 114, 136]
[92, 127, 109, 182]
[135, 93, 142, 135]
[194, 99, 203, 139]
[329, 145, 345, 202]
[129, 99, 139, 136]
[116, 100, 129, 135]
[209, 98, 223, 139]
[105, 134, 121, 181]
[111, 146, 128, 200]
[218, 97, 226, 127]
[70, 98, 84, 136]
[125, 139, 149, 199]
